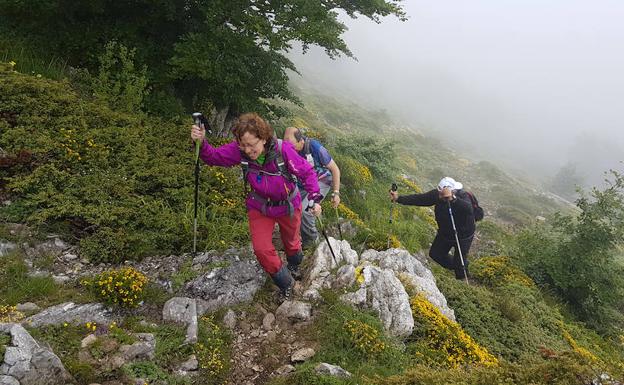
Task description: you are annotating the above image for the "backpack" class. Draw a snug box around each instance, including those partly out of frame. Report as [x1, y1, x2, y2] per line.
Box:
[465, 191, 484, 221]
[239, 138, 298, 216]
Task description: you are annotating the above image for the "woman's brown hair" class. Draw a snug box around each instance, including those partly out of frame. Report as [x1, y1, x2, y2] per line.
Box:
[232, 113, 273, 142]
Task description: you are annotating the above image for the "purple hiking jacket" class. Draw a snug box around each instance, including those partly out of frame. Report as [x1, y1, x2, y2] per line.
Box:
[199, 138, 321, 217]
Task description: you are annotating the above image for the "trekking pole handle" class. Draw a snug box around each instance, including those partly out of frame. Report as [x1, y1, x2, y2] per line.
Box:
[389, 183, 398, 223]
[192, 112, 205, 161]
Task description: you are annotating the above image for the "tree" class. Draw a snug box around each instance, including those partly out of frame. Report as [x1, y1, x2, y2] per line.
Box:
[0, 0, 406, 133]
[518, 170, 624, 333]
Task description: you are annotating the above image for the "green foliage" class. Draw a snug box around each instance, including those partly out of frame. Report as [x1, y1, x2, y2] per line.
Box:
[171, 258, 199, 292]
[516, 171, 624, 332]
[335, 135, 397, 177]
[437, 274, 569, 361]
[154, 324, 195, 368]
[0, 252, 57, 305]
[93, 41, 148, 113]
[0, 0, 404, 115]
[28, 323, 96, 383]
[270, 364, 358, 385]
[371, 355, 601, 385]
[0, 66, 247, 262]
[82, 267, 148, 308]
[304, 292, 408, 379]
[123, 361, 189, 385]
[0, 39, 69, 80]
[0, 332, 10, 362]
[195, 315, 232, 383]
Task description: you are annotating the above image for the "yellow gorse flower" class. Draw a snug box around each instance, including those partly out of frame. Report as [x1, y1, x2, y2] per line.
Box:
[410, 294, 498, 368]
[0, 305, 24, 323]
[344, 319, 387, 356]
[83, 267, 148, 308]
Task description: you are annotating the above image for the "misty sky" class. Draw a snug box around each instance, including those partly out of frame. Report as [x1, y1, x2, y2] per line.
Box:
[289, 0, 624, 185]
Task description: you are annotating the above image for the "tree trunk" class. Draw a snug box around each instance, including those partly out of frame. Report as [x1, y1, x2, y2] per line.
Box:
[208, 106, 236, 138]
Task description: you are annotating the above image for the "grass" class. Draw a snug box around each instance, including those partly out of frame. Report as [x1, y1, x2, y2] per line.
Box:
[0, 249, 95, 307]
[0, 332, 10, 362]
[269, 291, 409, 385]
[0, 38, 69, 80]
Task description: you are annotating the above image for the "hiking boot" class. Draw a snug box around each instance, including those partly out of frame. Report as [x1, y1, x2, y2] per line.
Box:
[287, 251, 304, 281]
[287, 264, 302, 281]
[455, 267, 470, 281]
[278, 284, 293, 302]
[271, 265, 294, 301]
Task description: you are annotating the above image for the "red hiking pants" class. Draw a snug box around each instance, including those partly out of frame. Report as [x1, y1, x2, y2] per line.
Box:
[247, 207, 302, 275]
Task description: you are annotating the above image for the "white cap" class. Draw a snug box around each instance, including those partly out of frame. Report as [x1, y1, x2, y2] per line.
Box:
[438, 177, 463, 191]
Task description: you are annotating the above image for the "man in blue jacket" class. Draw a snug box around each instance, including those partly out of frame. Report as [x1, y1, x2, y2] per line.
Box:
[284, 127, 342, 248]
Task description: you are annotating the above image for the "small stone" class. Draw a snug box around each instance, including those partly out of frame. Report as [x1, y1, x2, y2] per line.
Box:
[223, 309, 237, 330]
[262, 313, 275, 330]
[179, 354, 199, 371]
[291, 347, 315, 363]
[315, 362, 352, 378]
[81, 334, 98, 348]
[16, 302, 40, 312]
[275, 364, 295, 375]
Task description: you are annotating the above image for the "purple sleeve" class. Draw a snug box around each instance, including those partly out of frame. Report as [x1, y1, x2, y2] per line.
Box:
[282, 141, 322, 202]
[198, 140, 242, 167]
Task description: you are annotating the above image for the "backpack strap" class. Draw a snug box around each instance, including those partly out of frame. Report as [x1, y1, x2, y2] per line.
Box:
[275, 139, 296, 183]
[303, 138, 312, 155]
[239, 138, 298, 215]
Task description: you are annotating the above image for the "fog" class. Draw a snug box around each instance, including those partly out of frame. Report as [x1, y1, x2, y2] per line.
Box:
[289, 0, 624, 189]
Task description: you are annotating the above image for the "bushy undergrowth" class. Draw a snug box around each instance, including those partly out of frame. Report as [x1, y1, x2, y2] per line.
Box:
[516, 171, 624, 333]
[270, 292, 408, 385]
[0, 64, 248, 262]
[371, 354, 603, 385]
[409, 294, 498, 368]
[437, 272, 569, 361]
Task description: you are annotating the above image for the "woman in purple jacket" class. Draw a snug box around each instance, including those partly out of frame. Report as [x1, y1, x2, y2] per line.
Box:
[190, 113, 322, 299]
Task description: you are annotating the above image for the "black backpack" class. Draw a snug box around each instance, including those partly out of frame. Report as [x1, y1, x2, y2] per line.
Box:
[465, 191, 484, 221]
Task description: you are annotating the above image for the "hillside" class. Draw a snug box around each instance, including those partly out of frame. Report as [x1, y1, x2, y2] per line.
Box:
[1, 62, 624, 385]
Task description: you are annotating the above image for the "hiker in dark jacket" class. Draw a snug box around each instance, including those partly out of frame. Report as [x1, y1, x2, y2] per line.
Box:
[389, 177, 475, 280]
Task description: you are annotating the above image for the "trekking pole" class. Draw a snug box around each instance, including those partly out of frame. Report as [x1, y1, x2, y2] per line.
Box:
[315, 209, 338, 267]
[334, 206, 343, 241]
[388, 183, 398, 248]
[448, 202, 469, 284]
[191, 112, 205, 255]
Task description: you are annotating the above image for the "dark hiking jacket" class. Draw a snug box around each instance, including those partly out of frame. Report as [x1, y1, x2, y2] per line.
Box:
[397, 189, 475, 240]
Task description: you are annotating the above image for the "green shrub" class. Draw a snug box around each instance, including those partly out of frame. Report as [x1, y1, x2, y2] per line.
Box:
[516, 171, 624, 333]
[371, 353, 601, 385]
[436, 274, 568, 361]
[409, 294, 498, 368]
[471, 256, 534, 288]
[92, 41, 148, 113]
[306, 292, 408, 379]
[334, 135, 397, 177]
[82, 267, 148, 308]
[0, 64, 247, 262]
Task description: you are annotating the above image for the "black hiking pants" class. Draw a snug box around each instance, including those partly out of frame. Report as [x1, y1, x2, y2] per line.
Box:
[429, 233, 473, 280]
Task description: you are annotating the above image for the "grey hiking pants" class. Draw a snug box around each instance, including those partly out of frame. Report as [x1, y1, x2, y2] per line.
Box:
[300, 181, 332, 245]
